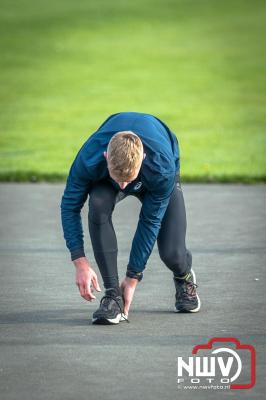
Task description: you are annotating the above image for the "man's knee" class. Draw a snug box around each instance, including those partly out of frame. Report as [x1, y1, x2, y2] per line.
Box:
[88, 191, 115, 224]
[159, 247, 187, 269]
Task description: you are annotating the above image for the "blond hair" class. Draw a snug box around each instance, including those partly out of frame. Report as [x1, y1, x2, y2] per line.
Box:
[107, 131, 143, 180]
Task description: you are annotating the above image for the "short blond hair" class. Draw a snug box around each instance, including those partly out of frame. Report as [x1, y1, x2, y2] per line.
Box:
[107, 131, 143, 180]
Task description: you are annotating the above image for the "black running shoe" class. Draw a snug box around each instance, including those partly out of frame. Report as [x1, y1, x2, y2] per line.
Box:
[92, 287, 129, 325]
[174, 269, 201, 313]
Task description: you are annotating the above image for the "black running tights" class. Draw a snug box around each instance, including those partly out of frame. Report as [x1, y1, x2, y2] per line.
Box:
[88, 180, 192, 289]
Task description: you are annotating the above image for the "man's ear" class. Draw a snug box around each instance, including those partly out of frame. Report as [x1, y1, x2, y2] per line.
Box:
[103, 151, 107, 159]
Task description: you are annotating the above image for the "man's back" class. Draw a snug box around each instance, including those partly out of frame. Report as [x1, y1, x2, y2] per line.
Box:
[73, 112, 180, 191]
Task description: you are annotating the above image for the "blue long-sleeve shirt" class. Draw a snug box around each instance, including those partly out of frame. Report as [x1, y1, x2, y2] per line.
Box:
[60, 112, 180, 273]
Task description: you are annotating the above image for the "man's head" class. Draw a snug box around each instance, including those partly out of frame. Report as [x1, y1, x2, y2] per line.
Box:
[103, 131, 146, 189]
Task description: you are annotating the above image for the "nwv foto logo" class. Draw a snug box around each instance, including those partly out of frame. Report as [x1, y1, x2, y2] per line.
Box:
[177, 338, 256, 390]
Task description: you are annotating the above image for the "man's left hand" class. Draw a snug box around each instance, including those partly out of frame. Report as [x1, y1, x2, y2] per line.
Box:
[120, 276, 138, 316]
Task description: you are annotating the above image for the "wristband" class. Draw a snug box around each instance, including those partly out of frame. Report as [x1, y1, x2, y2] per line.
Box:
[126, 270, 143, 282]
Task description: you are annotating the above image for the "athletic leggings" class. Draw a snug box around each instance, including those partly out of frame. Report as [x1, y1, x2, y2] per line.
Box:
[88, 178, 192, 289]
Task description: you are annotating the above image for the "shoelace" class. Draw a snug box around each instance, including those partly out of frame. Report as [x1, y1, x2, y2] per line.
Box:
[186, 282, 198, 297]
[100, 294, 130, 323]
[177, 280, 198, 300]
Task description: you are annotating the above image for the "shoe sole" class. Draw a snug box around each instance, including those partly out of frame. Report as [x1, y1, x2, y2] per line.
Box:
[174, 269, 201, 313]
[92, 313, 128, 325]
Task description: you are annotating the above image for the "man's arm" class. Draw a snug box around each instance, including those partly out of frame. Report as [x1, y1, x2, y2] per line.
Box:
[120, 173, 176, 314]
[60, 154, 91, 259]
[60, 153, 101, 300]
[127, 173, 176, 276]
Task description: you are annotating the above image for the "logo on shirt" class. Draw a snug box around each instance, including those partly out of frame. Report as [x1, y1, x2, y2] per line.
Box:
[133, 182, 142, 191]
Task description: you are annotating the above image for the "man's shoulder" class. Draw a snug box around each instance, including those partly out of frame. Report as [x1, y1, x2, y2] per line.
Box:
[141, 166, 176, 193]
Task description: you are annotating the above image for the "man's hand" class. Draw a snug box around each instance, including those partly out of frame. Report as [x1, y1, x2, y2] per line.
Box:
[120, 276, 138, 316]
[73, 257, 101, 301]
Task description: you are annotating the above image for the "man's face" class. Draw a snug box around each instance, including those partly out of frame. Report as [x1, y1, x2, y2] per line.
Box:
[103, 151, 146, 190]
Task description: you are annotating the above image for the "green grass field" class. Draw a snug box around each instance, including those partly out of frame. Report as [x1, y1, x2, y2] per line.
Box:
[0, 0, 265, 182]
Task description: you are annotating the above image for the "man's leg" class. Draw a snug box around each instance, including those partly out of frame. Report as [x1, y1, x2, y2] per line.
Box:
[157, 181, 192, 278]
[88, 181, 130, 324]
[157, 179, 200, 312]
[88, 180, 123, 290]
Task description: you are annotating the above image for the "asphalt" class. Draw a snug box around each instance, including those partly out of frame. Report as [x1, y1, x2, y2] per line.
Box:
[0, 183, 265, 400]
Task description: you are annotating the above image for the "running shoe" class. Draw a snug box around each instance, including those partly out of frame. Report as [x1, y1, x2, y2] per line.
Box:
[174, 269, 201, 313]
[92, 287, 129, 325]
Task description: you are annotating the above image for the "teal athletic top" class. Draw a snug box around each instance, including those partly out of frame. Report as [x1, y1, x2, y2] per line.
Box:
[60, 112, 180, 273]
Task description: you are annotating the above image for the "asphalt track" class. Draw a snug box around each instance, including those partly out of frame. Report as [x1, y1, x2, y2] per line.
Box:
[0, 183, 265, 400]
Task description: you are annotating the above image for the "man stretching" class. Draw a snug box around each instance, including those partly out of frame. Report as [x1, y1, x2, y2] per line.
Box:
[61, 112, 200, 324]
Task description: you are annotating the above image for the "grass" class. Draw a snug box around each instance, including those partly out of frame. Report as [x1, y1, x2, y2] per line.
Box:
[0, 0, 265, 182]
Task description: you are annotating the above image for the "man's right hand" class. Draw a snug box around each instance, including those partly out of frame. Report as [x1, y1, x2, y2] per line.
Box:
[73, 257, 101, 301]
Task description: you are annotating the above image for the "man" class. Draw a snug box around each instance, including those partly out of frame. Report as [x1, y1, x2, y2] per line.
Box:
[60, 112, 200, 325]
